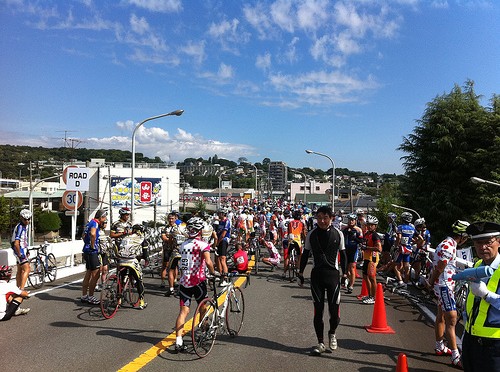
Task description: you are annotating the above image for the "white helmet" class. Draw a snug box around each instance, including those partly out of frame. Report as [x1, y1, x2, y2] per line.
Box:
[186, 217, 204, 238]
[367, 215, 379, 225]
[20, 209, 32, 220]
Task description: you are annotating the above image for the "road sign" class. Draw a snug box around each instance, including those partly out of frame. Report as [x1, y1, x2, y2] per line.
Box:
[62, 165, 78, 184]
[66, 168, 90, 191]
[62, 190, 83, 210]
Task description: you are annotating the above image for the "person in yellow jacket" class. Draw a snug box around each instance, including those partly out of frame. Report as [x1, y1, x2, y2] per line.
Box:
[462, 221, 500, 371]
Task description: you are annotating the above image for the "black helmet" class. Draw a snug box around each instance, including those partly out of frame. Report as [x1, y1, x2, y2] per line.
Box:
[132, 224, 144, 233]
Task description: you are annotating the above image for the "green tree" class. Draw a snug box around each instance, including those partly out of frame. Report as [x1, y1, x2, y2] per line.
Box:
[398, 81, 500, 240]
[36, 211, 62, 232]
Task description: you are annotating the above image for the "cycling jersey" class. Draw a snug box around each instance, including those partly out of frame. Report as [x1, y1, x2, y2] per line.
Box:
[11, 222, 29, 259]
[201, 222, 215, 246]
[233, 250, 249, 272]
[179, 238, 211, 288]
[288, 219, 305, 247]
[432, 236, 459, 288]
[217, 217, 231, 242]
[279, 217, 292, 240]
[162, 224, 184, 253]
[82, 219, 100, 253]
[397, 223, 416, 254]
[110, 219, 132, 249]
[263, 240, 281, 261]
[363, 230, 381, 263]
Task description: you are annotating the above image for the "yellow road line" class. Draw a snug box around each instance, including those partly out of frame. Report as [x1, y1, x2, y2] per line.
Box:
[117, 266, 252, 372]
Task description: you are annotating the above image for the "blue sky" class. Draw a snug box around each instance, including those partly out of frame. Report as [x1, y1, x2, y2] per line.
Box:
[1, 0, 498, 175]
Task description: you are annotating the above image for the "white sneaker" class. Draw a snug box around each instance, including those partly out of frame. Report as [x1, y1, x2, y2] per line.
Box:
[14, 307, 30, 316]
[219, 280, 229, 287]
[329, 334, 337, 350]
[311, 343, 326, 356]
[362, 296, 375, 304]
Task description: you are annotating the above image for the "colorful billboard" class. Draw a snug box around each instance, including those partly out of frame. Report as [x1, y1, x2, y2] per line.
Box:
[110, 177, 161, 207]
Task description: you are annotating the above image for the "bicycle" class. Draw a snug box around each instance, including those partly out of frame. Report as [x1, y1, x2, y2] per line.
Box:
[191, 272, 247, 358]
[100, 261, 141, 319]
[409, 249, 433, 287]
[285, 241, 299, 281]
[27, 243, 57, 289]
[247, 235, 261, 274]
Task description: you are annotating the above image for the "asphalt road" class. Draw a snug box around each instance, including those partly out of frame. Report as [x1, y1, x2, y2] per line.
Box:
[2, 260, 461, 372]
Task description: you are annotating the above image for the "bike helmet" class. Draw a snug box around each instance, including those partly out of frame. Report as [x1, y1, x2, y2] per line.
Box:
[119, 207, 131, 215]
[0, 265, 12, 280]
[20, 209, 32, 220]
[293, 210, 302, 219]
[452, 220, 470, 236]
[414, 218, 426, 227]
[187, 217, 205, 237]
[95, 209, 108, 219]
[387, 212, 397, 221]
[283, 210, 291, 217]
[401, 212, 413, 223]
[366, 215, 379, 225]
[347, 213, 357, 220]
[355, 209, 364, 215]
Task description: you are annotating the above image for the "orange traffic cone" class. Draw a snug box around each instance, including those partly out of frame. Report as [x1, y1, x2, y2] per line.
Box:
[365, 283, 395, 334]
[396, 353, 408, 372]
[356, 278, 369, 300]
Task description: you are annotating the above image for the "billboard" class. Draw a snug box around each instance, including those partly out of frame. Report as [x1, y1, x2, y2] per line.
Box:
[110, 177, 161, 207]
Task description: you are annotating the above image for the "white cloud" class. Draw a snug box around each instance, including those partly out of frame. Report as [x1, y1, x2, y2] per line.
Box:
[207, 18, 250, 53]
[128, 0, 182, 13]
[271, 0, 295, 33]
[256, 52, 272, 71]
[130, 13, 150, 35]
[431, 1, 449, 9]
[296, 0, 330, 31]
[243, 3, 272, 39]
[217, 63, 234, 80]
[180, 40, 206, 65]
[267, 69, 379, 106]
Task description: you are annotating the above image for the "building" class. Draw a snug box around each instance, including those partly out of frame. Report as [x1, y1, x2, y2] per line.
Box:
[268, 161, 287, 194]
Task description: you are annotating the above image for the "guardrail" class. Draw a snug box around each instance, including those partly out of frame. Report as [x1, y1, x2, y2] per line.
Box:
[0, 240, 88, 283]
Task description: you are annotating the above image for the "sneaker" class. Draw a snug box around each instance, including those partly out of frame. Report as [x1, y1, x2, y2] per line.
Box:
[435, 346, 452, 356]
[346, 287, 353, 294]
[174, 344, 187, 353]
[80, 295, 89, 303]
[87, 296, 100, 305]
[311, 343, 326, 356]
[328, 334, 337, 350]
[451, 354, 462, 369]
[219, 280, 229, 287]
[164, 289, 175, 297]
[362, 296, 375, 304]
[160, 281, 166, 288]
[138, 299, 148, 310]
[14, 307, 30, 316]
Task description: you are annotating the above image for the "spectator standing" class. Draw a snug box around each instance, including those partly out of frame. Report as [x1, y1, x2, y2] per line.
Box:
[11, 209, 32, 290]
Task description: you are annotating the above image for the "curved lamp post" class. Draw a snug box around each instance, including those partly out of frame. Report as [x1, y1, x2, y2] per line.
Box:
[131, 109, 184, 223]
[390, 203, 421, 219]
[471, 177, 500, 188]
[305, 149, 335, 212]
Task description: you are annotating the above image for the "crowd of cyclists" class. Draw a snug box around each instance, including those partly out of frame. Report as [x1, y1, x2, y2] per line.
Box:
[3, 200, 498, 370]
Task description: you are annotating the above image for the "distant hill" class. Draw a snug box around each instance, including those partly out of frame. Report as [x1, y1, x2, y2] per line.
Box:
[0, 144, 164, 180]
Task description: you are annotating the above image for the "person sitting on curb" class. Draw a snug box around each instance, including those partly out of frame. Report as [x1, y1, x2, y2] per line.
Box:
[0, 265, 30, 320]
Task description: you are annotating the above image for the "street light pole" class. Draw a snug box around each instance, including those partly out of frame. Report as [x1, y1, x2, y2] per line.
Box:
[243, 162, 258, 202]
[391, 203, 421, 219]
[471, 177, 500, 188]
[290, 169, 308, 205]
[305, 149, 335, 212]
[130, 109, 184, 223]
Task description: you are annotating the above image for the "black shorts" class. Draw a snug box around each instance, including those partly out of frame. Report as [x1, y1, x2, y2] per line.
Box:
[217, 239, 228, 257]
[179, 282, 208, 308]
[100, 253, 109, 267]
[83, 252, 101, 270]
[345, 246, 359, 264]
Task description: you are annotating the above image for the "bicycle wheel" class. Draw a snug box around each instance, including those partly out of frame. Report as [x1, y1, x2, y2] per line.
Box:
[100, 274, 120, 319]
[192, 298, 217, 358]
[28, 257, 45, 289]
[122, 276, 140, 307]
[45, 253, 58, 282]
[288, 255, 297, 281]
[225, 286, 245, 337]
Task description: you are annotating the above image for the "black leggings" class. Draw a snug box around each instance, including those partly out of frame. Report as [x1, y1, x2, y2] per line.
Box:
[119, 266, 145, 300]
[310, 267, 341, 343]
